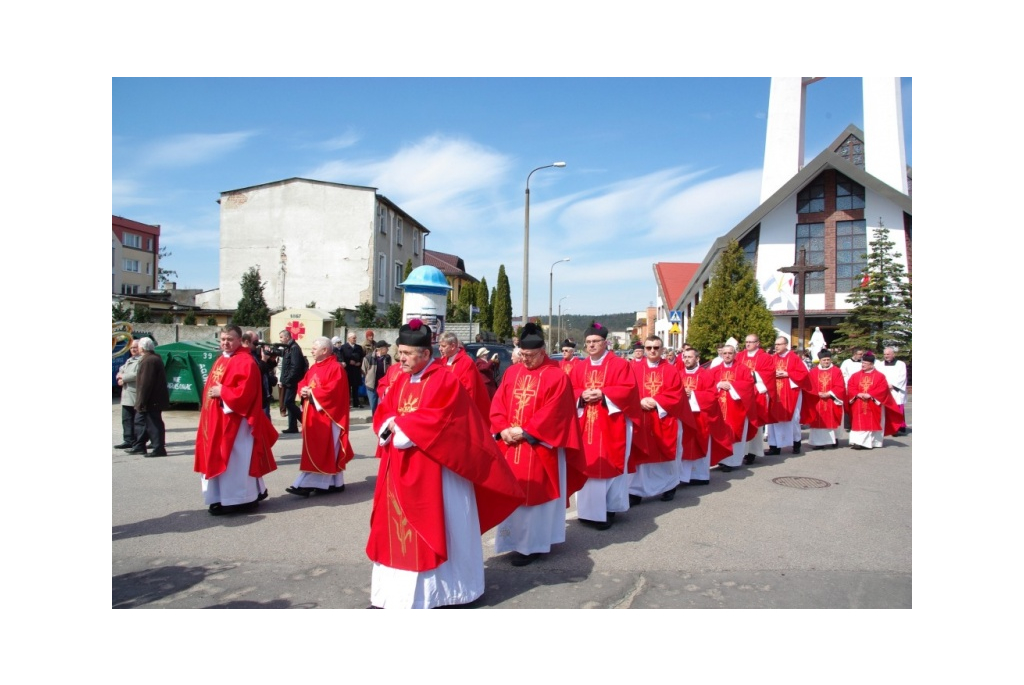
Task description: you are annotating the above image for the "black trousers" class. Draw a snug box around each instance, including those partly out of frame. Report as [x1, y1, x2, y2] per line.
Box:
[133, 409, 165, 451]
[283, 384, 301, 430]
[121, 404, 137, 443]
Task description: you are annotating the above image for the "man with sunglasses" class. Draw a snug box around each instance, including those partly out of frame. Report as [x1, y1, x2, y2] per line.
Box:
[628, 336, 694, 504]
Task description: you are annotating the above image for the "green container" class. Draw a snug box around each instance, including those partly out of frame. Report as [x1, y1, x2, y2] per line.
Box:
[155, 341, 222, 404]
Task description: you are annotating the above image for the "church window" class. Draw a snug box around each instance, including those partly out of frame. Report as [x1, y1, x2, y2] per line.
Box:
[835, 174, 865, 211]
[835, 219, 868, 292]
[794, 223, 825, 294]
[797, 180, 824, 214]
[739, 226, 759, 268]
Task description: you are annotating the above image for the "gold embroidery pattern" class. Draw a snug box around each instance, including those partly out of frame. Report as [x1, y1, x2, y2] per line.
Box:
[643, 370, 663, 398]
[396, 378, 424, 416]
[387, 484, 414, 557]
[204, 360, 226, 411]
[857, 374, 874, 415]
[582, 368, 606, 444]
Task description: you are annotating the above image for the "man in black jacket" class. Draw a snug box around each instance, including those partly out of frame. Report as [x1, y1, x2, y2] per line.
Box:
[129, 337, 170, 456]
[278, 329, 308, 433]
[340, 332, 366, 408]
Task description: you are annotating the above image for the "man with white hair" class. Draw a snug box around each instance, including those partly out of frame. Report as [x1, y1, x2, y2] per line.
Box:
[286, 337, 353, 498]
[115, 339, 142, 449]
[765, 336, 811, 456]
[128, 337, 170, 457]
[708, 344, 756, 472]
[437, 330, 490, 419]
[195, 325, 278, 515]
[877, 347, 908, 436]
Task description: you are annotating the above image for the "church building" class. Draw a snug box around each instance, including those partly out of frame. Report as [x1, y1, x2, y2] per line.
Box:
[675, 77, 911, 350]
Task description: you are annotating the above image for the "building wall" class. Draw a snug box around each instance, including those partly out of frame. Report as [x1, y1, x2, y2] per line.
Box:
[112, 216, 160, 295]
[220, 181, 377, 311]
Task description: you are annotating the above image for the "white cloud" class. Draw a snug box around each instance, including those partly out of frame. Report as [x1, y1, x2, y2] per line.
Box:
[144, 131, 258, 168]
[319, 130, 360, 151]
[648, 168, 761, 244]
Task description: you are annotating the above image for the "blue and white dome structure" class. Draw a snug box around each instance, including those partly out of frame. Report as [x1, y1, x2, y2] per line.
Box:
[399, 265, 451, 337]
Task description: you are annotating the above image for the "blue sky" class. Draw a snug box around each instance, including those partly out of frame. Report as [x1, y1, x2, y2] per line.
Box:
[113, 77, 911, 317]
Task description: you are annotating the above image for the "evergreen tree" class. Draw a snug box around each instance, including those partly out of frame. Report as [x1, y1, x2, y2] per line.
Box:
[489, 286, 497, 331]
[403, 258, 414, 280]
[385, 302, 403, 327]
[355, 301, 378, 327]
[832, 224, 912, 360]
[233, 266, 271, 327]
[493, 265, 514, 340]
[476, 277, 491, 330]
[687, 240, 775, 360]
[183, 310, 197, 325]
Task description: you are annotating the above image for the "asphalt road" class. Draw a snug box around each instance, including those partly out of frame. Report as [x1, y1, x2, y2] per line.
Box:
[112, 395, 911, 609]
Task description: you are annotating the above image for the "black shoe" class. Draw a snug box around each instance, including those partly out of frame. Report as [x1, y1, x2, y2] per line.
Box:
[895, 428, 907, 436]
[688, 479, 710, 486]
[742, 454, 756, 465]
[718, 463, 734, 472]
[792, 441, 801, 454]
[114, 441, 133, 449]
[812, 445, 826, 451]
[510, 552, 542, 567]
[850, 444, 867, 450]
[146, 448, 168, 457]
[327, 484, 346, 493]
[765, 446, 781, 456]
[257, 489, 269, 502]
[281, 428, 300, 434]
[580, 518, 613, 531]
[660, 487, 676, 502]
[209, 502, 255, 516]
[127, 446, 147, 455]
[285, 486, 314, 498]
[628, 494, 642, 507]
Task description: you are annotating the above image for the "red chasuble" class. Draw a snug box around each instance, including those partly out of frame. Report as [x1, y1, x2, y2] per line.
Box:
[376, 363, 403, 400]
[443, 348, 492, 420]
[194, 351, 278, 479]
[297, 356, 353, 475]
[630, 360, 696, 465]
[737, 348, 778, 429]
[679, 366, 734, 465]
[365, 362, 525, 572]
[560, 356, 580, 377]
[490, 358, 587, 506]
[708, 362, 757, 443]
[800, 365, 847, 429]
[569, 352, 644, 478]
[771, 351, 812, 423]
[846, 369, 901, 435]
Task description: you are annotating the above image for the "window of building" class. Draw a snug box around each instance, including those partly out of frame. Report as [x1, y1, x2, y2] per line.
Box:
[797, 179, 825, 214]
[378, 254, 387, 298]
[123, 233, 142, 249]
[148, 238, 153, 250]
[378, 204, 387, 234]
[121, 283, 139, 295]
[413, 230, 420, 255]
[395, 217, 403, 246]
[145, 262, 152, 275]
[835, 174, 866, 211]
[794, 223, 825, 294]
[394, 262, 404, 291]
[739, 226, 759, 268]
[123, 259, 140, 273]
[835, 219, 868, 292]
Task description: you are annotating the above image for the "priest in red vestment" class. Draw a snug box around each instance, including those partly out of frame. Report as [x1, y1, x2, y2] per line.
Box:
[285, 337, 353, 497]
[846, 351, 901, 450]
[766, 336, 813, 455]
[737, 334, 779, 464]
[366, 319, 525, 609]
[437, 330, 491, 420]
[628, 335, 694, 504]
[708, 344, 756, 473]
[568, 323, 643, 530]
[800, 349, 847, 449]
[194, 325, 278, 515]
[559, 339, 580, 377]
[490, 323, 587, 566]
[678, 348, 734, 485]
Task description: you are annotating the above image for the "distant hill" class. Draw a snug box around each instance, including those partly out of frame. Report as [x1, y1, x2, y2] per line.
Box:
[544, 312, 641, 343]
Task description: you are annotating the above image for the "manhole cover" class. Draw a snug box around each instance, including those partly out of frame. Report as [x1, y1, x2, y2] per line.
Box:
[772, 476, 831, 489]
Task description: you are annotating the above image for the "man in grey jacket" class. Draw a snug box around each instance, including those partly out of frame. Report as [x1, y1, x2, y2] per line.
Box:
[115, 340, 142, 449]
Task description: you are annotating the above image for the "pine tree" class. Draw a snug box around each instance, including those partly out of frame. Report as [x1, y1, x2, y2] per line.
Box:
[476, 276, 491, 331]
[355, 301, 378, 327]
[832, 224, 912, 359]
[233, 266, 271, 327]
[403, 258, 414, 281]
[687, 240, 775, 360]
[493, 265, 514, 340]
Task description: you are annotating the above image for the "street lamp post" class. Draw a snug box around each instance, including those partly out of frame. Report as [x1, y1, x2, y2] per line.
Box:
[548, 257, 570, 351]
[558, 296, 569, 345]
[524, 162, 566, 330]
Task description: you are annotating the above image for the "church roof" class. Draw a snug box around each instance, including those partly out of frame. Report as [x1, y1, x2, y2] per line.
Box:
[672, 124, 912, 311]
[653, 262, 700, 308]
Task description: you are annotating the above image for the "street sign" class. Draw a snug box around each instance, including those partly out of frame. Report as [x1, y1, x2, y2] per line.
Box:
[668, 310, 682, 323]
[670, 323, 681, 334]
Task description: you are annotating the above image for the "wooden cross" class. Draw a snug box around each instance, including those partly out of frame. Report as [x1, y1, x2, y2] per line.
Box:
[779, 247, 826, 351]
